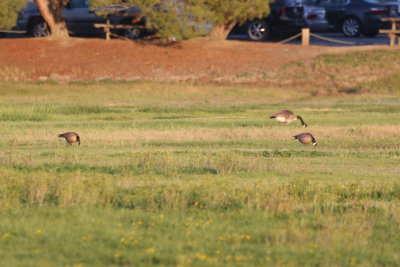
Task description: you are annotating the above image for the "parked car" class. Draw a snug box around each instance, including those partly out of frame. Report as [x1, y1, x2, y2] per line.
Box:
[303, 5, 329, 32]
[301, 0, 399, 37]
[12, 0, 145, 39]
[243, 0, 306, 41]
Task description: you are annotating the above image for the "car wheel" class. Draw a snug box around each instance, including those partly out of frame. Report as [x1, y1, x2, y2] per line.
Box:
[30, 19, 50, 37]
[124, 28, 142, 40]
[247, 19, 270, 41]
[341, 17, 361, 37]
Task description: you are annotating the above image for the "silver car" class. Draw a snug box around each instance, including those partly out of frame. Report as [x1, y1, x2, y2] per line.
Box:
[303, 3, 329, 32]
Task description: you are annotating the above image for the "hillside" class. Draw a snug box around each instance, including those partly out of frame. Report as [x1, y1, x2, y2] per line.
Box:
[1, 38, 398, 89]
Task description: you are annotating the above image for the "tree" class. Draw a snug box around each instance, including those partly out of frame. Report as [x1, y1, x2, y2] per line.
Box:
[91, 0, 207, 41]
[0, 0, 26, 30]
[34, 0, 70, 39]
[188, 0, 271, 40]
[90, 0, 271, 41]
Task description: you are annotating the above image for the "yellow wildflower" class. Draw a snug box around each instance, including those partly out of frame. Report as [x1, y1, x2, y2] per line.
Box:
[1, 233, 9, 239]
[146, 247, 155, 253]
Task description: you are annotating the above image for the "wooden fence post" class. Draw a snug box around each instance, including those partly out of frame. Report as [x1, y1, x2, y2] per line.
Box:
[302, 28, 310, 46]
[106, 17, 110, 41]
[389, 33, 395, 47]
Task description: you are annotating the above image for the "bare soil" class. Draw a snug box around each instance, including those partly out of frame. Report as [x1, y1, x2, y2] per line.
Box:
[0, 37, 393, 83]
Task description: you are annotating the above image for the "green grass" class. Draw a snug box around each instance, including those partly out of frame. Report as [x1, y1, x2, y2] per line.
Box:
[1, 69, 400, 266]
[313, 49, 400, 67]
[2, 207, 399, 267]
[360, 73, 400, 93]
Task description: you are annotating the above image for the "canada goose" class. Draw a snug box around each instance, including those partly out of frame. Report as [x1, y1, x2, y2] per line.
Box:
[269, 110, 307, 127]
[293, 133, 317, 146]
[58, 132, 80, 146]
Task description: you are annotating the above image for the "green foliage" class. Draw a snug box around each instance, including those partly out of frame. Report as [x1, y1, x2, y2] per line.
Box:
[144, 0, 209, 40]
[182, 0, 271, 39]
[0, 0, 26, 30]
[187, 0, 271, 27]
[89, 0, 271, 40]
[90, 0, 210, 40]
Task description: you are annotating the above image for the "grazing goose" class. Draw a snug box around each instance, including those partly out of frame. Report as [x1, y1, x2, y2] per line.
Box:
[293, 133, 317, 146]
[269, 110, 307, 127]
[58, 132, 80, 146]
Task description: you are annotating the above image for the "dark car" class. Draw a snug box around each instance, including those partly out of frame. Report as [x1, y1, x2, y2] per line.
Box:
[301, 0, 399, 37]
[243, 0, 306, 41]
[13, 0, 145, 39]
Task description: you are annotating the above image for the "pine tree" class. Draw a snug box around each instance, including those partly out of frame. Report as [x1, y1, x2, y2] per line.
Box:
[91, 0, 208, 41]
[189, 0, 271, 40]
[0, 0, 26, 30]
[90, 0, 271, 41]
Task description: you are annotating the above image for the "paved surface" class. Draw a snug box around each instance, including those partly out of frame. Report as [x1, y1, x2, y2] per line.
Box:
[286, 32, 392, 46]
[2, 31, 395, 47]
[228, 32, 394, 47]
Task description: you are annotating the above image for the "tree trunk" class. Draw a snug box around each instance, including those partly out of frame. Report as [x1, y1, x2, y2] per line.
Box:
[206, 22, 236, 41]
[34, 0, 69, 39]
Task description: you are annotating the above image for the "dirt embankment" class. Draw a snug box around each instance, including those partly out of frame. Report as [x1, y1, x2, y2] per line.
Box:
[0, 37, 395, 87]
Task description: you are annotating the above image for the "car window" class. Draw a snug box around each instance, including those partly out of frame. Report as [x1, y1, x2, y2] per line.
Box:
[305, 0, 349, 5]
[284, 0, 303, 6]
[301, 0, 321, 5]
[364, 0, 397, 3]
[329, 0, 349, 4]
[69, 0, 88, 8]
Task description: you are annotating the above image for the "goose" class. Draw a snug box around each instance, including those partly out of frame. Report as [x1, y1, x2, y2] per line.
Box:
[58, 132, 80, 146]
[269, 110, 307, 127]
[293, 133, 317, 146]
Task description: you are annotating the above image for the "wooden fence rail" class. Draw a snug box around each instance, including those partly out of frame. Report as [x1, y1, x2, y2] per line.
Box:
[379, 18, 400, 46]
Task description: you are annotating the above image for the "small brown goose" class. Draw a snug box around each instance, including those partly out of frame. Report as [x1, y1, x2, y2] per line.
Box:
[269, 110, 307, 127]
[58, 132, 80, 146]
[293, 133, 317, 146]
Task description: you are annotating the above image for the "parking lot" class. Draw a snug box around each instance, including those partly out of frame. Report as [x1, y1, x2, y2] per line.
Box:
[285, 32, 392, 46]
[1, 30, 395, 47]
[228, 32, 394, 47]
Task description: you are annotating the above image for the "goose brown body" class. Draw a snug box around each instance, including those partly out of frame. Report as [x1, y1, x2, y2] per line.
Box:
[293, 133, 317, 146]
[269, 110, 307, 127]
[58, 132, 80, 146]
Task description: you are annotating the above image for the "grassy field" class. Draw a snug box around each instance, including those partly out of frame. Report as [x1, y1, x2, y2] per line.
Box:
[1, 51, 400, 266]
